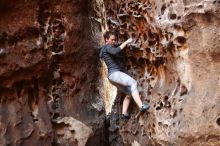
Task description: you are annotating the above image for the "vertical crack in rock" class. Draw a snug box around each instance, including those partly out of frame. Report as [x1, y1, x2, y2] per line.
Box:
[38, 1, 101, 145]
[38, 0, 66, 121]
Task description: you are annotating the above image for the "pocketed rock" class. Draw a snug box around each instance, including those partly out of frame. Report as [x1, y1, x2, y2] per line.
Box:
[0, 0, 108, 146]
[104, 0, 220, 145]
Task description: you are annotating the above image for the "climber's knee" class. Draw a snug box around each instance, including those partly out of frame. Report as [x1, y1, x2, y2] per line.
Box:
[130, 80, 138, 93]
[125, 95, 131, 100]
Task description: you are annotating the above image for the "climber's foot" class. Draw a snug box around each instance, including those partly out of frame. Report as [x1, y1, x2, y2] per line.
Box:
[121, 113, 130, 120]
[140, 103, 150, 112]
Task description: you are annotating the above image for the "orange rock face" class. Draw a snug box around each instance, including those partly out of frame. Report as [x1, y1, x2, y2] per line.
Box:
[0, 0, 220, 146]
[104, 0, 220, 145]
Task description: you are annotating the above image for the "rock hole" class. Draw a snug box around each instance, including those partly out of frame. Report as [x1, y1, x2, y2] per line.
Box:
[49, 112, 53, 116]
[53, 113, 60, 119]
[158, 122, 162, 126]
[171, 110, 177, 118]
[143, 33, 148, 41]
[149, 40, 157, 46]
[164, 96, 169, 101]
[138, 58, 145, 66]
[148, 31, 155, 39]
[33, 118, 38, 122]
[180, 85, 188, 96]
[198, 5, 203, 8]
[174, 24, 181, 30]
[169, 13, 177, 20]
[178, 99, 183, 102]
[156, 106, 162, 110]
[216, 117, 220, 127]
[161, 4, 166, 14]
[176, 36, 187, 44]
[166, 42, 175, 51]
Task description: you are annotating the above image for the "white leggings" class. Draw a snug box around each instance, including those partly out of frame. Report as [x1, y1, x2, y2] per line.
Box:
[108, 71, 139, 95]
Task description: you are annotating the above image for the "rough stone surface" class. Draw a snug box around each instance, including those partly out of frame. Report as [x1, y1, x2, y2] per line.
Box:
[53, 117, 93, 146]
[104, 0, 220, 145]
[0, 0, 108, 146]
[0, 0, 220, 146]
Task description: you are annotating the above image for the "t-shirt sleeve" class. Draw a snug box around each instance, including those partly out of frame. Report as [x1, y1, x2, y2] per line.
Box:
[106, 45, 121, 55]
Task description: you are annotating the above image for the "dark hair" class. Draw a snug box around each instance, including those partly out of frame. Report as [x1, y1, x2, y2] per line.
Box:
[103, 31, 117, 40]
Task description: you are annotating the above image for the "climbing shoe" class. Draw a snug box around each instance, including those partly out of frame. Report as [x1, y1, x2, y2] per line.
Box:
[121, 113, 130, 120]
[140, 103, 150, 112]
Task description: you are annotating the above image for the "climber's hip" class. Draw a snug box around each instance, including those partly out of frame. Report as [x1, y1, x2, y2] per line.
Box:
[108, 71, 138, 95]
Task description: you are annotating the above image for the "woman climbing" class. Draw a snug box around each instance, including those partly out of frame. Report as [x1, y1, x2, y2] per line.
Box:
[99, 31, 150, 119]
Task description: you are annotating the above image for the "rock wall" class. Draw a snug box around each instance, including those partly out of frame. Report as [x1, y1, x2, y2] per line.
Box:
[0, 0, 108, 146]
[104, 0, 220, 145]
[0, 0, 220, 146]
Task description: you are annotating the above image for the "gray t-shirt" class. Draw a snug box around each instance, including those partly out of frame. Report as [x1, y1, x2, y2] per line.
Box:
[99, 44, 123, 76]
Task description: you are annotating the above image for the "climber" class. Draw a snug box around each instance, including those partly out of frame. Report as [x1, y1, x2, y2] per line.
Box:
[99, 31, 150, 119]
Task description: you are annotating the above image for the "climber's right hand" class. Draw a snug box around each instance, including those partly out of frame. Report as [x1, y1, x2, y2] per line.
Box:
[126, 38, 133, 44]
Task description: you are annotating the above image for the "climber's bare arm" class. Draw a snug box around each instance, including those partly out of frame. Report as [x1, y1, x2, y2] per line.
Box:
[106, 38, 133, 55]
[119, 38, 133, 50]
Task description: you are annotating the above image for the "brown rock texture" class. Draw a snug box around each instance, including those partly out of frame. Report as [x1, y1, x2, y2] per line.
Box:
[0, 0, 220, 146]
[0, 0, 108, 146]
[104, 0, 220, 146]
